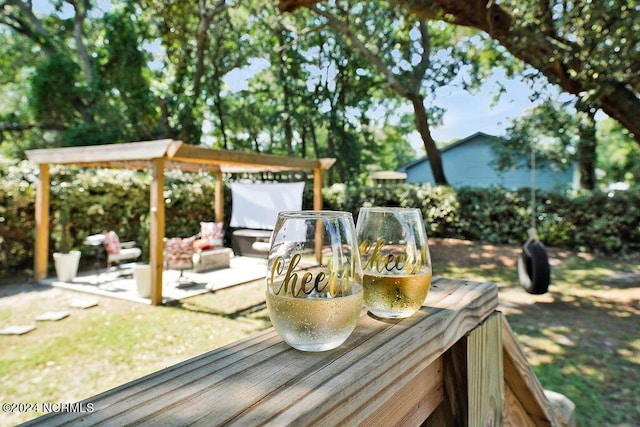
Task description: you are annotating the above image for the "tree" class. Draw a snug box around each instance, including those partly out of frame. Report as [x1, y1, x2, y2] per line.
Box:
[137, 0, 239, 144]
[493, 98, 598, 190]
[0, 28, 42, 156]
[218, 3, 394, 184]
[279, 0, 640, 146]
[596, 118, 640, 187]
[0, 1, 161, 148]
[301, 3, 450, 184]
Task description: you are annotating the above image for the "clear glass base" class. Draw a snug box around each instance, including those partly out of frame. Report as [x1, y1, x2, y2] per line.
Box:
[367, 308, 417, 319]
[286, 337, 349, 352]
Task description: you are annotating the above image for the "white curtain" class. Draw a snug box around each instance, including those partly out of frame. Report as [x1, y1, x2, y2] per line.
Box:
[230, 182, 305, 230]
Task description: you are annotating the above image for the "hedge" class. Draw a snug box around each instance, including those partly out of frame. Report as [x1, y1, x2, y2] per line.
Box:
[1, 157, 638, 278]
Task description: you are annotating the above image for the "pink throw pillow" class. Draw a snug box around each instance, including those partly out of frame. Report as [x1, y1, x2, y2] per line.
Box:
[103, 231, 122, 255]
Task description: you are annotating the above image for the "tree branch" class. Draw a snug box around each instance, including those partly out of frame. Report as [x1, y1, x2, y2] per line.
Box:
[70, 0, 93, 82]
[309, 4, 411, 97]
[2, 0, 58, 57]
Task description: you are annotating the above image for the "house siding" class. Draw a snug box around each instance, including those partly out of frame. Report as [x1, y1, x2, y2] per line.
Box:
[402, 132, 576, 192]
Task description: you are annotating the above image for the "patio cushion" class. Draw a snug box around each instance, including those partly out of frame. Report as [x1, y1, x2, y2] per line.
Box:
[103, 231, 122, 255]
[200, 221, 224, 246]
[108, 247, 142, 263]
[193, 239, 216, 251]
[166, 237, 196, 269]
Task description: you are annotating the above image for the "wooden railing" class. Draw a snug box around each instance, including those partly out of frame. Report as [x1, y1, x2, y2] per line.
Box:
[22, 277, 574, 426]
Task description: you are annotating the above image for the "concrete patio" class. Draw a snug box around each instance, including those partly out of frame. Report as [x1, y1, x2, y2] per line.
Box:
[39, 255, 268, 305]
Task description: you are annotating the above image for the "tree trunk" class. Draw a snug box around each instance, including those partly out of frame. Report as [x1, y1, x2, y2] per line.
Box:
[577, 109, 597, 190]
[214, 94, 229, 150]
[71, 0, 93, 83]
[276, 28, 295, 156]
[308, 6, 448, 185]
[410, 93, 448, 185]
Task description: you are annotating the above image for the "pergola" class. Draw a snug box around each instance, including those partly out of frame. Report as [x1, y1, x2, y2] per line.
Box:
[26, 139, 336, 305]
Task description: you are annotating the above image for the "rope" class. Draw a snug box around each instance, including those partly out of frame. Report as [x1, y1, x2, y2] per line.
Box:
[530, 136, 536, 231]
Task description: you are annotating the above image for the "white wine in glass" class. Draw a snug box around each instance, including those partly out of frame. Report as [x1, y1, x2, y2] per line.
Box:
[266, 211, 363, 351]
[356, 207, 432, 319]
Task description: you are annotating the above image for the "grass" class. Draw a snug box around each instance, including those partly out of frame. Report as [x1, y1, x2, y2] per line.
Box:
[435, 243, 640, 426]
[0, 281, 271, 426]
[1, 239, 639, 426]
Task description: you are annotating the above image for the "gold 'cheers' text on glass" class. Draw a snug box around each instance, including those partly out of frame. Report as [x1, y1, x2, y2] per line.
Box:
[270, 253, 355, 298]
[359, 239, 429, 274]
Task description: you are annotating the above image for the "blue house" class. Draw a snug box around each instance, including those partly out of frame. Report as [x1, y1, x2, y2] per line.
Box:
[398, 132, 577, 192]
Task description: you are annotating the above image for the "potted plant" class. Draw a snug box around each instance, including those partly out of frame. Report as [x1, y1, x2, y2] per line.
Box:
[52, 205, 81, 281]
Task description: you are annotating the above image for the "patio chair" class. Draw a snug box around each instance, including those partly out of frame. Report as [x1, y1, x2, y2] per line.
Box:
[164, 236, 197, 287]
[103, 231, 142, 269]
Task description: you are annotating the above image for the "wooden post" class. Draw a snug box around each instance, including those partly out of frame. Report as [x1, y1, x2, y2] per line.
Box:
[426, 311, 504, 427]
[214, 171, 224, 223]
[503, 316, 564, 426]
[34, 163, 50, 281]
[149, 158, 165, 305]
[468, 311, 504, 427]
[313, 167, 322, 211]
[313, 167, 323, 262]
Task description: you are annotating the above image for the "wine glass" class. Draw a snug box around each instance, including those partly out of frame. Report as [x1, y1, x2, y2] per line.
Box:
[266, 211, 363, 351]
[356, 207, 432, 318]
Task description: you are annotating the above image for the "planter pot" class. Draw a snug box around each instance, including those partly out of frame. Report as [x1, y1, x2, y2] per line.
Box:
[133, 264, 152, 298]
[53, 250, 81, 282]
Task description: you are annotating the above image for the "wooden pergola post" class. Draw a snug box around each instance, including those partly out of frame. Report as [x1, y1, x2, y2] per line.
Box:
[313, 167, 322, 211]
[215, 171, 224, 223]
[149, 158, 165, 305]
[34, 163, 50, 281]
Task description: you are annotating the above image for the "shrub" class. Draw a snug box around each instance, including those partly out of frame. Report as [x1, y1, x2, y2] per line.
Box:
[1, 158, 639, 278]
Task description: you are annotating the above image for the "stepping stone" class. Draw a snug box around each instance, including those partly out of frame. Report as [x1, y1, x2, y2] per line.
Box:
[36, 311, 70, 321]
[68, 297, 99, 309]
[0, 325, 36, 335]
[175, 281, 200, 289]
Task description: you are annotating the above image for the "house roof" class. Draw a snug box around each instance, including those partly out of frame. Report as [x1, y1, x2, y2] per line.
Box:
[398, 131, 495, 172]
[370, 170, 407, 180]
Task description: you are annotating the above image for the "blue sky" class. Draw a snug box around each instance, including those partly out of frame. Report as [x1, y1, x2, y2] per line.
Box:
[224, 61, 541, 152]
[430, 76, 537, 143]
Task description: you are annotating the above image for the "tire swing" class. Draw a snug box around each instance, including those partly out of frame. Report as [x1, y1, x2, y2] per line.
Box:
[517, 138, 551, 295]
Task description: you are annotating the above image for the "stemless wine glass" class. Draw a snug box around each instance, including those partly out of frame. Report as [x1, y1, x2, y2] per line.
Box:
[266, 211, 363, 352]
[356, 207, 432, 319]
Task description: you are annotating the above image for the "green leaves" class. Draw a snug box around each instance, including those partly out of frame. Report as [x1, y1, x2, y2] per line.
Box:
[30, 54, 83, 127]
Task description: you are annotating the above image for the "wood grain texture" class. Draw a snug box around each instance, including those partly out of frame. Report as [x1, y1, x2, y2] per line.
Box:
[23, 278, 498, 426]
[502, 317, 561, 427]
[149, 158, 165, 306]
[468, 312, 503, 427]
[361, 357, 443, 426]
[504, 384, 537, 427]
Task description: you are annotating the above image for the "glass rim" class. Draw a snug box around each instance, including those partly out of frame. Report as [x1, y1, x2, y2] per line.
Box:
[359, 206, 421, 213]
[277, 210, 353, 219]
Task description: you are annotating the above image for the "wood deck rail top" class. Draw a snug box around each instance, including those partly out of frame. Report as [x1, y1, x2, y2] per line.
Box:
[24, 277, 499, 426]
